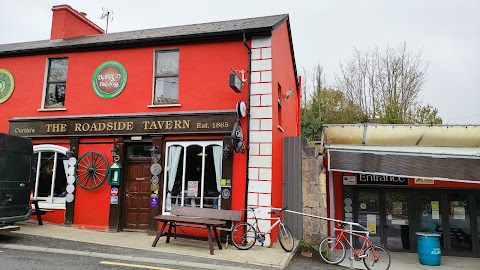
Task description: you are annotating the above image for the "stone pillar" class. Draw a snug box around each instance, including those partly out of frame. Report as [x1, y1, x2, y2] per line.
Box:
[301, 137, 328, 243]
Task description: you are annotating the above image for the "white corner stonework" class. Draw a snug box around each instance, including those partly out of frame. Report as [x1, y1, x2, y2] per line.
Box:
[251, 36, 272, 48]
[252, 59, 272, 71]
[250, 107, 272, 119]
[251, 83, 272, 95]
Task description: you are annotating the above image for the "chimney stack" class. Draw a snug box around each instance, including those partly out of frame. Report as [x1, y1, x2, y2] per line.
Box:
[50, 5, 104, 40]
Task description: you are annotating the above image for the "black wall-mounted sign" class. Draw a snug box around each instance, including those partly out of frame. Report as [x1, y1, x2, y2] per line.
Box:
[356, 173, 409, 186]
[9, 112, 237, 137]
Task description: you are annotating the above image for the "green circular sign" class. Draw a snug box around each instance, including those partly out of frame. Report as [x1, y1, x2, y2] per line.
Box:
[92, 61, 127, 99]
[0, 68, 15, 104]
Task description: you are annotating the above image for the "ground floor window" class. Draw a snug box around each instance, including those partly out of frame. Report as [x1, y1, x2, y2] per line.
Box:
[348, 186, 480, 257]
[163, 140, 222, 213]
[33, 145, 69, 208]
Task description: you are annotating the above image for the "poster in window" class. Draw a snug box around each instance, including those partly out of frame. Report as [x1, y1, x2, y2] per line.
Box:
[187, 181, 198, 198]
[392, 202, 403, 214]
[451, 201, 466, 220]
[430, 201, 439, 219]
[367, 214, 377, 234]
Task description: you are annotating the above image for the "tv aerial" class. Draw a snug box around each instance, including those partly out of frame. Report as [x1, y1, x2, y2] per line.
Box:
[100, 7, 114, 33]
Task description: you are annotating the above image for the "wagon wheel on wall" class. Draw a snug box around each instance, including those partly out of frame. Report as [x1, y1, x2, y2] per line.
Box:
[75, 151, 110, 190]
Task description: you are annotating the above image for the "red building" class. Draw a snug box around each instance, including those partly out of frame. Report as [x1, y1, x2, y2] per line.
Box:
[323, 124, 480, 257]
[0, 5, 300, 244]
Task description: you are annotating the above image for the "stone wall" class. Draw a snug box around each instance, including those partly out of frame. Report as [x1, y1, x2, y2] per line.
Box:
[301, 137, 328, 244]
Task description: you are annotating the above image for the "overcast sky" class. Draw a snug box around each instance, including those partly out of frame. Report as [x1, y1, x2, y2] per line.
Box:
[2, 0, 479, 124]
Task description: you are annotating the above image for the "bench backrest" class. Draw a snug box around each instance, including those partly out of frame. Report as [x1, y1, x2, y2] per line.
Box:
[171, 205, 242, 222]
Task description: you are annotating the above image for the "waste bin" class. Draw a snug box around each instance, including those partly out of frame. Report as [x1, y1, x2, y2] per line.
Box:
[416, 232, 441, 266]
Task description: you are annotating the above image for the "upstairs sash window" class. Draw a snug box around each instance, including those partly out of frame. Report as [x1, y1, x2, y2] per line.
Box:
[154, 50, 179, 104]
[44, 58, 68, 108]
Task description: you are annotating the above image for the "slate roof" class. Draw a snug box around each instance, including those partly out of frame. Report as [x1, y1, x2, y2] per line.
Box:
[0, 14, 289, 56]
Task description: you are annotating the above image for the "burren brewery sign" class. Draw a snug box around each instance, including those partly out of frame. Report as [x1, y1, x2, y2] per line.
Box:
[92, 61, 127, 99]
[9, 113, 236, 137]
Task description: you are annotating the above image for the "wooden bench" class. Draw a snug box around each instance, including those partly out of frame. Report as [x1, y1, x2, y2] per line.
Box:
[170, 205, 243, 246]
[151, 206, 242, 255]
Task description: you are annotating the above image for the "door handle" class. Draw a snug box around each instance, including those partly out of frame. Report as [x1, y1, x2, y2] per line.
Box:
[126, 194, 130, 198]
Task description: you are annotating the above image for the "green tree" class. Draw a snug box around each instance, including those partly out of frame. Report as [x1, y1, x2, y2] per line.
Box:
[414, 104, 443, 125]
[300, 65, 366, 139]
[336, 42, 442, 124]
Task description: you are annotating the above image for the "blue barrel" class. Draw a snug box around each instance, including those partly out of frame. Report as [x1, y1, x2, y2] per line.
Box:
[416, 232, 441, 266]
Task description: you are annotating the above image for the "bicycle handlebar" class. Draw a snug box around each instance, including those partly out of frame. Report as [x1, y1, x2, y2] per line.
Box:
[268, 207, 287, 214]
[337, 221, 369, 232]
[246, 206, 287, 215]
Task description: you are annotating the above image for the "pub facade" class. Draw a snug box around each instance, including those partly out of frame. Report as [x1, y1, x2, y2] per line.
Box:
[0, 5, 300, 243]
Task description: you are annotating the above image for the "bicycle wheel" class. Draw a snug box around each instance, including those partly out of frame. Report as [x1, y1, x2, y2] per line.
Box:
[230, 222, 257, 250]
[363, 245, 391, 270]
[318, 237, 346, 265]
[278, 224, 294, 252]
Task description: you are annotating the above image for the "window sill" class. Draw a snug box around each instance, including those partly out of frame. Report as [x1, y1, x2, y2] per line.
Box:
[37, 203, 66, 210]
[277, 125, 284, 132]
[38, 108, 67, 112]
[148, 104, 181, 108]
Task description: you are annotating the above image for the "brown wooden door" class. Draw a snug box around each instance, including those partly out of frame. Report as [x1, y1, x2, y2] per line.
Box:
[124, 161, 151, 230]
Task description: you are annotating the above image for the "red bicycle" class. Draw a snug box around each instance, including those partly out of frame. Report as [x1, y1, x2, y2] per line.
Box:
[319, 222, 391, 270]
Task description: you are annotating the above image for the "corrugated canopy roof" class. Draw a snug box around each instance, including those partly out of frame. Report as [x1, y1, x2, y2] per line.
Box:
[323, 124, 480, 147]
[326, 145, 480, 159]
[324, 124, 480, 181]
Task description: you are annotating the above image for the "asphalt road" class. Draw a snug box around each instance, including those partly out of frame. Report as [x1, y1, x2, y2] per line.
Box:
[0, 248, 202, 270]
[0, 232, 346, 270]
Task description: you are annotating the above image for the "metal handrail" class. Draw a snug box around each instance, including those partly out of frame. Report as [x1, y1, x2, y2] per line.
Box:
[283, 209, 368, 269]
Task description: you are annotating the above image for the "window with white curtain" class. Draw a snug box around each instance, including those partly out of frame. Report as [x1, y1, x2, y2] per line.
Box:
[163, 141, 222, 213]
[32, 146, 69, 208]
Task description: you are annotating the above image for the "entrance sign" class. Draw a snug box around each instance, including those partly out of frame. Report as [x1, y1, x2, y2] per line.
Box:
[357, 174, 408, 186]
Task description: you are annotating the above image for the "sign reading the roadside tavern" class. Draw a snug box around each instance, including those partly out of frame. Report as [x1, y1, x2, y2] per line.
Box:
[356, 173, 408, 186]
[92, 61, 127, 99]
[9, 113, 236, 137]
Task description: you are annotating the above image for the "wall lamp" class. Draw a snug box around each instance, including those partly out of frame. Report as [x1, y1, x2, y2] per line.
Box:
[111, 141, 120, 162]
[229, 68, 246, 93]
[65, 146, 75, 158]
[149, 144, 160, 162]
[284, 89, 295, 99]
[223, 145, 231, 159]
